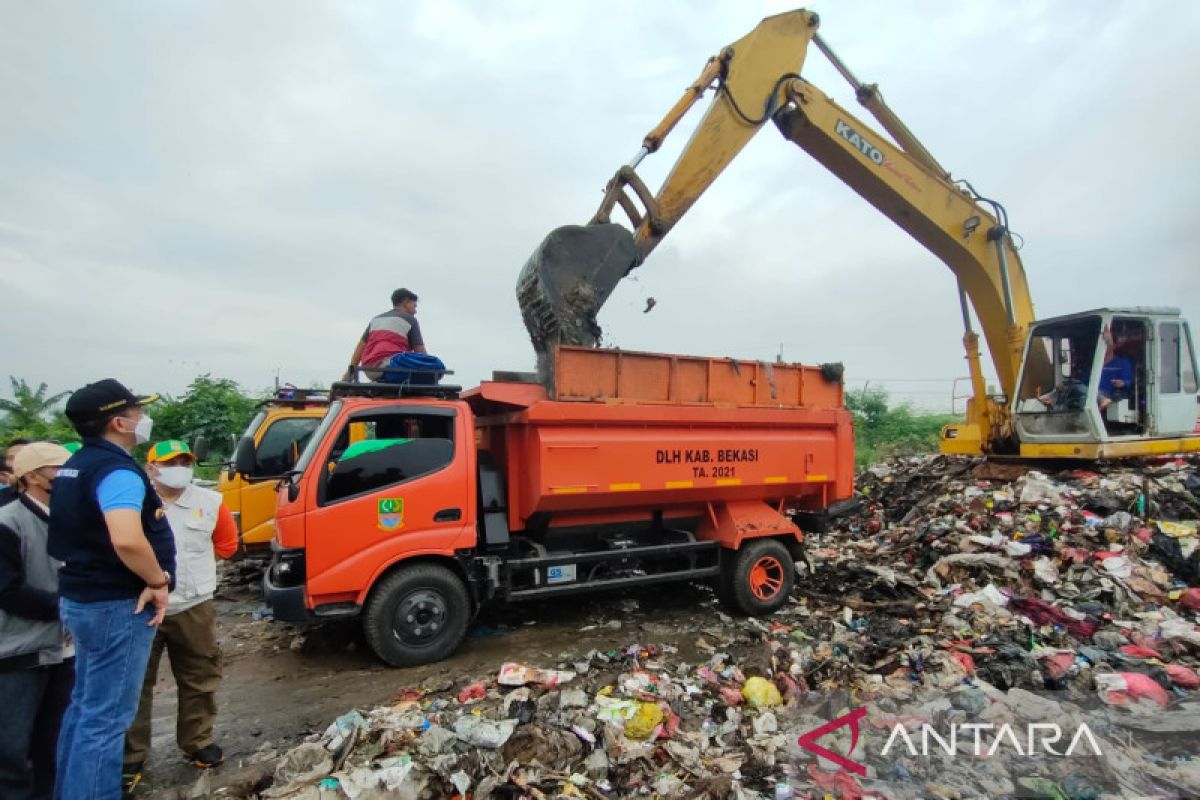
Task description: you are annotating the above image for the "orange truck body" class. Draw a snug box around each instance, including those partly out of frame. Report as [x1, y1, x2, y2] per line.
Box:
[472, 347, 851, 541]
[263, 346, 854, 665]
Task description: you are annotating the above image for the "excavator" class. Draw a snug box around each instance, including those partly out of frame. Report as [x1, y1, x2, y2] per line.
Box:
[516, 8, 1199, 459]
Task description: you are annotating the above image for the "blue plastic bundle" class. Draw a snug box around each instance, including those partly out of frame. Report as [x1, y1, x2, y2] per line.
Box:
[380, 352, 446, 385]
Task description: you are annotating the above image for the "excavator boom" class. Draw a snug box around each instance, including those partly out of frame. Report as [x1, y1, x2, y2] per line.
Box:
[517, 9, 1197, 456]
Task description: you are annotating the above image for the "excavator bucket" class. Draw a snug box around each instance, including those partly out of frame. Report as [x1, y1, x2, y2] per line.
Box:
[516, 223, 638, 379]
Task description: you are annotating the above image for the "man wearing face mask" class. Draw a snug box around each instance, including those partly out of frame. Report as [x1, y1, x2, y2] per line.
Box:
[1, 439, 32, 507]
[47, 379, 175, 800]
[122, 441, 236, 788]
[0, 442, 74, 800]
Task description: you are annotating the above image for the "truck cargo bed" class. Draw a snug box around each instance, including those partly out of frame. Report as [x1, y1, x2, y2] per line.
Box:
[464, 346, 854, 534]
[552, 345, 843, 408]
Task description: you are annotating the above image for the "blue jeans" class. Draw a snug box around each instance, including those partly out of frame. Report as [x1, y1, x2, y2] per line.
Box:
[55, 598, 156, 800]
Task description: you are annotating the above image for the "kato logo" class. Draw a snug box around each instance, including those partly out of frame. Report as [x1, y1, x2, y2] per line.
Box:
[835, 119, 885, 166]
[377, 497, 405, 531]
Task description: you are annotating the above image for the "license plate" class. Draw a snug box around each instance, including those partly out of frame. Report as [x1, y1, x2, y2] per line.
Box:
[546, 564, 576, 584]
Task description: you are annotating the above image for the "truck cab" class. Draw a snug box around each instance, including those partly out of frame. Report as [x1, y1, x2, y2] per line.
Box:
[265, 390, 477, 622]
[218, 389, 328, 551]
[1012, 308, 1199, 457]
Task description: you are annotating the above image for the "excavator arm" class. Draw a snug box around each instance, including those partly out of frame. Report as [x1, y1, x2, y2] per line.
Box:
[518, 8, 1037, 453]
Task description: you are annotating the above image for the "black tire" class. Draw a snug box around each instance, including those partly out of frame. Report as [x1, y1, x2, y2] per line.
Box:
[363, 563, 471, 667]
[718, 538, 794, 616]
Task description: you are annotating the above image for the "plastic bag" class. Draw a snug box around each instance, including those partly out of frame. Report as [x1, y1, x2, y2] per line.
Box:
[497, 662, 576, 687]
[1095, 672, 1170, 708]
[1181, 588, 1200, 611]
[378, 352, 446, 385]
[742, 676, 783, 708]
[1166, 664, 1200, 689]
[624, 702, 664, 740]
[454, 716, 517, 748]
[953, 583, 1009, 608]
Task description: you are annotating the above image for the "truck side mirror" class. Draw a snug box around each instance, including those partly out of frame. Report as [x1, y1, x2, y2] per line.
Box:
[233, 436, 258, 478]
[192, 435, 210, 462]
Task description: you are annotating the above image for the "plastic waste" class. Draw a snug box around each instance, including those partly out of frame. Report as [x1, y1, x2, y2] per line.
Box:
[623, 702, 664, 740]
[1165, 663, 1200, 689]
[322, 710, 368, 752]
[953, 583, 1009, 608]
[457, 681, 487, 703]
[454, 716, 517, 748]
[497, 662, 576, 686]
[741, 676, 783, 708]
[270, 742, 333, 791]
[1095, 672, 1170, 708]
[1101, 555, 1133, 579]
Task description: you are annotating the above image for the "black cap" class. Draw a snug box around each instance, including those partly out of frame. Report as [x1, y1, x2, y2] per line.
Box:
[65, 379, 159, 425]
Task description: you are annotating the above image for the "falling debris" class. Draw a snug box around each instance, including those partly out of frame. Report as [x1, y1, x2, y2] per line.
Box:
[643, 297, 657, 313]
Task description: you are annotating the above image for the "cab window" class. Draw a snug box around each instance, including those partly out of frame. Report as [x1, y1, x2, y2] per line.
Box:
[1184, 324, 1198, 394]
[255, 417, 321, 476]
[1160, 323, 1182, 394]
[321, 410, 455, 505]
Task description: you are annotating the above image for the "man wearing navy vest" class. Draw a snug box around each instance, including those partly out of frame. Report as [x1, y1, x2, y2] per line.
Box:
[47, 379, 176, 800]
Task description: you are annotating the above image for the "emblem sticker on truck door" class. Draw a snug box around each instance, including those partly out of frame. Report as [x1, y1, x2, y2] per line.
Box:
[377, 497, 405, 531]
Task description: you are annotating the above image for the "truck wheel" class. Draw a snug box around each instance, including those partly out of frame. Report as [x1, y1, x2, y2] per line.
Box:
[719, 538, 794, 616]
[363, 563, 471, 667]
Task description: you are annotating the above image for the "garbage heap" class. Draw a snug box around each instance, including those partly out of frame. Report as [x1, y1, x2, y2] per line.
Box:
[257, 455, 1200, 800]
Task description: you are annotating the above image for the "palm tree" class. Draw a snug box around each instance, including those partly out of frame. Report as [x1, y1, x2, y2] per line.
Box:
[0, 377, 70, 432]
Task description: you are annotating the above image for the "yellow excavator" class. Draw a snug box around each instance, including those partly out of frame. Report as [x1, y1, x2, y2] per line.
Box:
[517, 8, 1199, 459]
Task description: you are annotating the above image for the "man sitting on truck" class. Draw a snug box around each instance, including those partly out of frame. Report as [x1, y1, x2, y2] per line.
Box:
[344, 288, 427, 382]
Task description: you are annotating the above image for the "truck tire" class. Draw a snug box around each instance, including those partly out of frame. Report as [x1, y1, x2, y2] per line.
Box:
[719, 538, 794, 616]
[363, 563, 471, 667]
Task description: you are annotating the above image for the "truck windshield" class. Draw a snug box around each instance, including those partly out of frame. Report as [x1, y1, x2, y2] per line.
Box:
[255, 417, 322, 476]
[294, 401, 342, 476]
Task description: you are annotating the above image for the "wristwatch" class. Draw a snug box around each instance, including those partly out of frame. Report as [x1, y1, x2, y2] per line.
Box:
[147, 571, 170, 590]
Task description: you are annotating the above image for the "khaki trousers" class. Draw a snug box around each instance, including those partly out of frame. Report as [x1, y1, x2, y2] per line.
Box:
[123, 600, 221, 765]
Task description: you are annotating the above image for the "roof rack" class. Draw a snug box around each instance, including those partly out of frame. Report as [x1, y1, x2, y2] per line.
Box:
[330, 381, 462, 401]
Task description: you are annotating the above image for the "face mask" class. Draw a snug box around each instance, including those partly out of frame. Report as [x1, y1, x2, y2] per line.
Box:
[155, 465, 193, 489]
[124, 414, 154, 445]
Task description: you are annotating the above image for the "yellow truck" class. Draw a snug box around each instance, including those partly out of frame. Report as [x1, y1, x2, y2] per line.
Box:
[218, 388, 328, 552]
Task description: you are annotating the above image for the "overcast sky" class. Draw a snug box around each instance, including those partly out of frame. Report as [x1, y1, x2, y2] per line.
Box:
[2, 0, 1197, 412]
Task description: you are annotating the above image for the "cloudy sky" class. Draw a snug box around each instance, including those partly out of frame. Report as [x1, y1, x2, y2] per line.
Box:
[2, 0, 1197, 411]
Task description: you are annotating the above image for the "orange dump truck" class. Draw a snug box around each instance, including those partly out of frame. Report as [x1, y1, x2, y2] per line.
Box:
[248, 346, 853, 666]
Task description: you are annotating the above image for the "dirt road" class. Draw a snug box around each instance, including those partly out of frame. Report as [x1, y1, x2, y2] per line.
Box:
[138, 562, 725, 797]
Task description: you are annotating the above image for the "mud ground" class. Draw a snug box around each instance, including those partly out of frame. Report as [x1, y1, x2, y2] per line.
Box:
[139, 562, 725, 798]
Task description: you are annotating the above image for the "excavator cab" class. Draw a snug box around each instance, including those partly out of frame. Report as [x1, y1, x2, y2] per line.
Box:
[1013, 309, 1199, 456]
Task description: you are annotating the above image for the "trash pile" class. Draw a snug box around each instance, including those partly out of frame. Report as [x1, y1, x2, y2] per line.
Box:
[249, 455, 1200, 799]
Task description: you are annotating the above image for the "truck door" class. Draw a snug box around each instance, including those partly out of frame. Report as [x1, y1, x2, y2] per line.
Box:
[240, 416, 321, 548]
[302, 406, 475, 601]
[1155, 320, 1200, 435]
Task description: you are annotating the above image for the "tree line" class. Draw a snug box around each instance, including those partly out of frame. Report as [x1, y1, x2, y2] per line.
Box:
[1, 375, 260, 464]
[846, 386, 958, 467]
